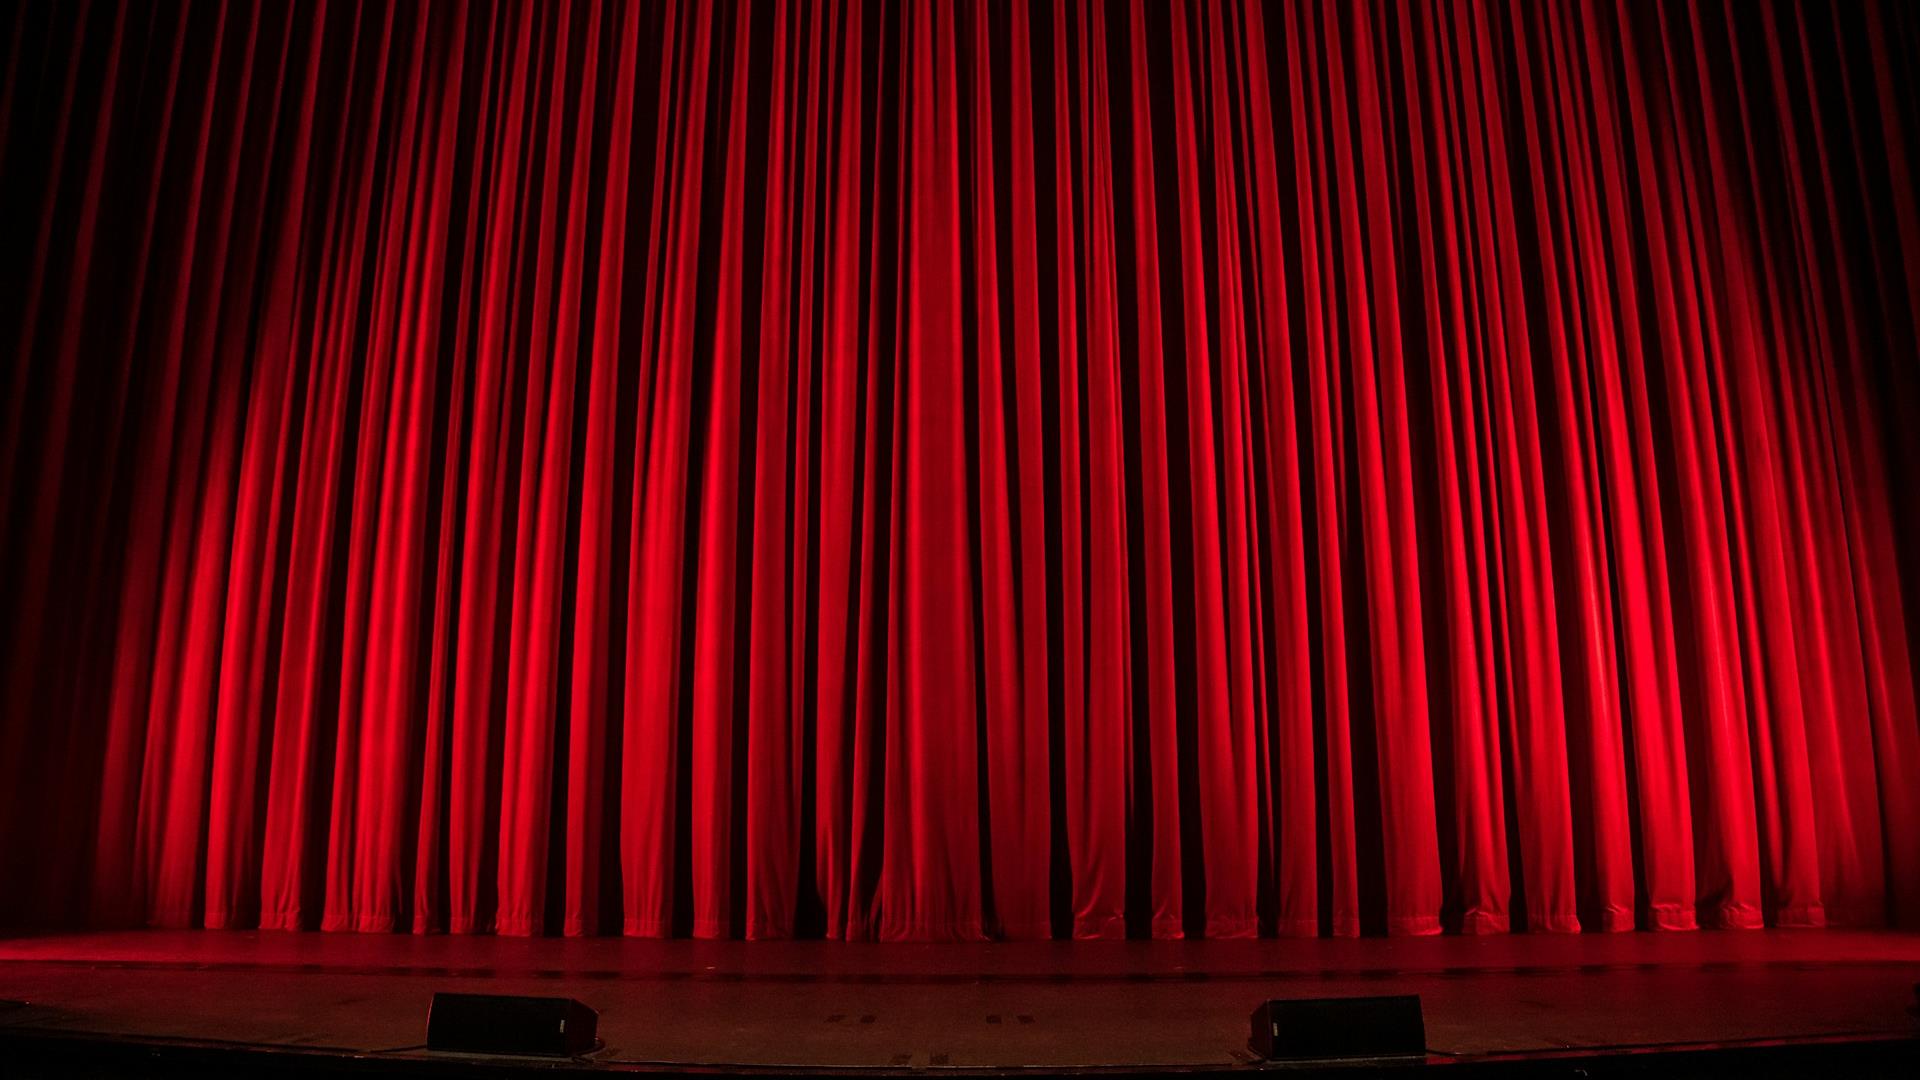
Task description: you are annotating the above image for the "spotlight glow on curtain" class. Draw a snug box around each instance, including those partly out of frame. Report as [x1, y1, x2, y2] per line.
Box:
[3, 0, 1920, 940]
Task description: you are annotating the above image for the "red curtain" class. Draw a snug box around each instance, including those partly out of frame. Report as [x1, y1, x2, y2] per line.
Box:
[3, 0, 1920, 940]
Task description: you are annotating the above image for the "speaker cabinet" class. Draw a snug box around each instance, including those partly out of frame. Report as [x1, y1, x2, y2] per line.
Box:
[427, 992, 599, 1057]
[1249, 994, 1425, 1061]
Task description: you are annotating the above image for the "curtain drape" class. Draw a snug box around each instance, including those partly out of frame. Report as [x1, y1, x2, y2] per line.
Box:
[3, 0, 1920, 940]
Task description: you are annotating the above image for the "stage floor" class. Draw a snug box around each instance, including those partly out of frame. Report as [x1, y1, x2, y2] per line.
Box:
[1, 928, 1918, 1072]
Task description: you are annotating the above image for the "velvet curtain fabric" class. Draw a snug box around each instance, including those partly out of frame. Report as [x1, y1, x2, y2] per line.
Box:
[3, 0, 1919, 940]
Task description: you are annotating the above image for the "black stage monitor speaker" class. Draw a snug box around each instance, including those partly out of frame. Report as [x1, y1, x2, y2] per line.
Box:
[427, 992, 599, 1057]
[1249, 994, 1425, 1061]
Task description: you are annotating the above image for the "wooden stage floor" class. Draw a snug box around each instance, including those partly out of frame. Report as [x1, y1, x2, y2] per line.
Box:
[1, 928, 1918, 1073]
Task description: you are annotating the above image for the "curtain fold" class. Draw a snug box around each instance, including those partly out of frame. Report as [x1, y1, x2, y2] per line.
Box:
[3, 0, 1919, 940]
